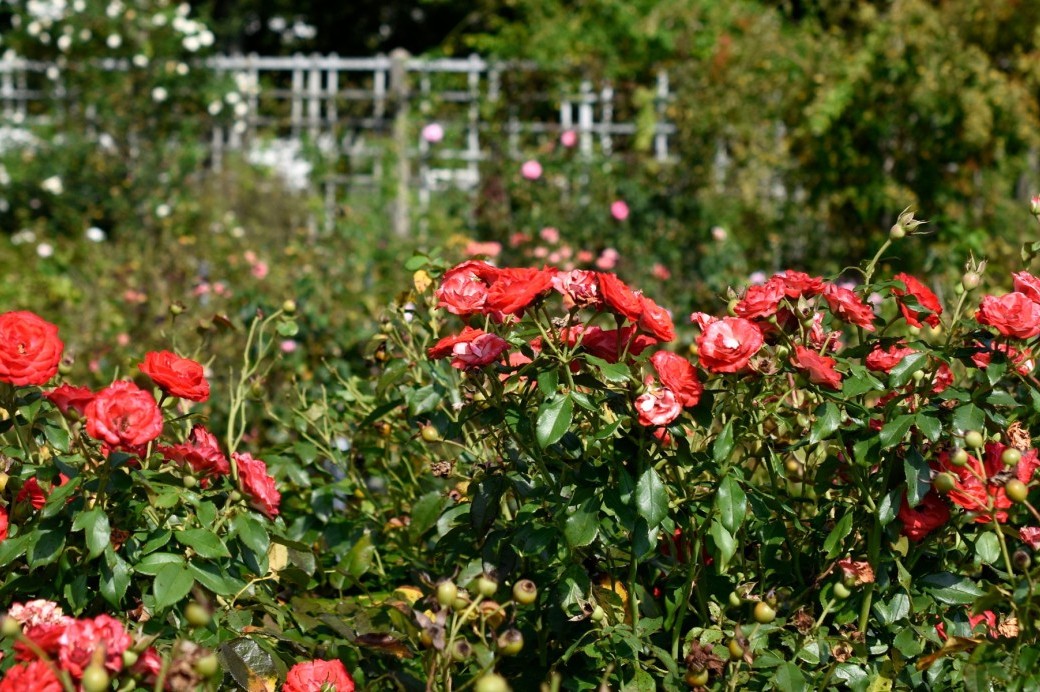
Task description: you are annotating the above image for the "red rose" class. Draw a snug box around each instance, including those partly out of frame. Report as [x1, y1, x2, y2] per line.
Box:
[16, 477, 47, 510]
[898, 491, 950, 542]
[791, 345, 842, 389]
[972, 341, 1034, 375]
[693, 315, 764, 373]
[85, 381, 164, 448]
[1013, 271, 1040, 303]
[774, 270, 824, 299]
[234, 452, 281, 518]
[0, 311, 63, 387]
[599, 273, 644, 324]
[87, 614, 132, 673]
[284, 659, 356, 692]
[865, 343, 917, 373]
[131, 647, 163, 681]
[634, 383, 682, 427]
[552, 269, 601, 309]
[938, 443, 1039, 523]
[43, 384, 94, 416]
[139, 350, 210, 402]
[427, 327, 510, 370]
[734, 278, 785, 320]
[435, 260, 500, 317]
[637, 295, 676, 342]
[822, 284, 876, 331]
[567, 325, 657, 364]
[0, 506, 7, 542]
[650, 351, 702, 408]
[1020, 526, 1040, 550]
[161, 424, 230, 478]
[0, 660, 64, 692]
[484, 267, 556, 318]
[892, 273, 942, 328]
[975, 293, 1040, 339]
[15, 619, 68, 661]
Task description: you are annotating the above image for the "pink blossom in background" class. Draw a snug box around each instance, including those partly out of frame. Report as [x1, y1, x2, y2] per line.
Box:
[421, 123, 444, 143]
[548, 251, 562, 264]
[610, 200, 630, 221]
[122, 289, 147, 304]
[596, 248, 619, 270]
[540, 227, 560, 244]
[560, 129, 577, 148]
[194, 283, 210, 296]
[243, 250, 258, 264]
[748, 271, 767, 285]
[558, 246, 573, 259]
[116, 333, 130, 347]
[509, 232, 529, 247]
[521, 160, 543, 180]
[280, 340, 298, 353]
[576, 250, 595, 264]
[652, 263, 671, 281]
[464, 241, 502, 258]
[711, 226, 728, 242]
[533, 246, 549, 259]
[213, 282, 229, 296]
[251, 261, 269, 279]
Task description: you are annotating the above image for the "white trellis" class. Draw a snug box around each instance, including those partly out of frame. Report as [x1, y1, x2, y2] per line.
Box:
[0, 52, 676, 233]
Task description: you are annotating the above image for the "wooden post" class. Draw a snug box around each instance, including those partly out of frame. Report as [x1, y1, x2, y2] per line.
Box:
[390, 48, 411, 237]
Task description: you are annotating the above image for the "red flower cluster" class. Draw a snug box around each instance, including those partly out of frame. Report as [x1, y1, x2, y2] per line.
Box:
[0, 310, 63, 387]
[234, 452, 281, 518]
[139, 350, 210, 402]
[7, 603, 131, 683]
[160, 424, 231, 479]
[892, 273, 942, 328]
[427, 326, 510, 371]
[937, 443, 1039, 523]
[85, 380, 164, 451]
[283, 659, 355, 692]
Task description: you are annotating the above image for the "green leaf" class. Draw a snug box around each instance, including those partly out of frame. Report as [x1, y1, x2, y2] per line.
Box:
[904, 448, 930, 508]
[709, 520, 736, 572]
[410, 491, 445, 540]
[469, 475, 505, 536]
[635, 467, 668, 528]
[888, 352, 930, 388]
[72, 507, 111, 560]
[343, 531, 375, 580]
[218, 637, 279, 692]
[624, 669, 657, 692]
[772, 662, 807, 691]
[134, 552, 186, 575]
[712, 421, 735, 464]
[43, 424, 70, 453]
[879, 414, 915, 449]
[920, 573, 986, 604]
[176, 529, 231, 559]
[232, 514, 270, 555]
[584, 355, 632, 384]
[953, 404, 985, 435]
[823, 512, 854, 559]
[536, 394, 573, 448]
[152, 563, 195, 610]
[715, 474, 747, 534]
[878, 489, 901, 526]
[915, 414, 942, 442]
[406, 384, 441, 417]
[100, 549, 131, 607]
[189, 561, 245, 596]
[536, 367, 559, 395]
[564, 499, 599, 548]
[873, 593, 910, 626]
[974, 533, 1000, 565]
[28, 529, 65, 567]
[809, 403, 841, 445]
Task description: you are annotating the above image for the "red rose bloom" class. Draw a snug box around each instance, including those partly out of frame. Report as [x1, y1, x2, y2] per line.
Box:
[634, 383, 682, 427]
[427, 327, 510, 370]
[774, 270, 824, 299]
[971, 342, 1034, 375]
[0, 311, 63, 387]
[57, 616, 129, 679]
[693, 315, 764, 373]
[637, 295, 676, 342]
[435, 260, 500, 317]
[892, 273, 942, 328]
[139, 350, 210, 402]
[0, 660, 64, 692]
[234, 452, 281, 518]
[43, 384, 94, 416]
[598, 273, 644, 324]
[822, 284, 876, 331]
[791, 345, 842, 389]
[484, 267, 556, 318]
[1020, 526, 1040, 550]
[0, 506, 7, 542]
[975, 293, 1040, 339]
[734, 278, 785, 320]
[16, 477, 47, 510]
[284, 659, 356, 692]
[865, 343, 917, 373]
[161, 424, 230, 478]
[1013, 271, 1040, 303]
[551, 269, 602, 309]
[85, 380, 164, 448]
[86, 614, 132, 673]
[898, 491, 950, 542]
[650, 351, 702, 408]
[565, 325, 657, 364]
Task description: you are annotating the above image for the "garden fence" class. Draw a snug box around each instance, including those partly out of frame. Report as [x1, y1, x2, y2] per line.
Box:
[0, 51, 676, 233]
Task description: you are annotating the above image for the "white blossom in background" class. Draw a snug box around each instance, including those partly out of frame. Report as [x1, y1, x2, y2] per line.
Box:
[182, 35, 200, 52]
[106, 33, 121, 49]
[56, 34, 71, 51]
[1, 125, 39, 156]
[0, 165, 9, 186]
[175, 62, 189, 75]
[155, 203, 171, 218]
[11, 230, 35, 245]
[207, 101, 222, 116]
[132, 54, 148, 67]
[85, 227, 106, 243]
[105, 1, 123, 18]
[40, 176, 63, 195]
[151, 86, 168, 102]
[78, 28, 90, 41]
[247, 139, 312, 191]
[45, 66, 59, 80]
[36, 243, 54, 258]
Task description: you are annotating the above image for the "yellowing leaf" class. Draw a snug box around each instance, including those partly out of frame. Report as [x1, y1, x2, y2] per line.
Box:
[267, 543, 288, 573]
[413, 269, 432, 293]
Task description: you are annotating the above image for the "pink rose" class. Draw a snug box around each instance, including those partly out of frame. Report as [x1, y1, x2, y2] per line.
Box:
[693, 316, 764, 373]
[635, 384, 681, 427]
[234, 452, 281, 518]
